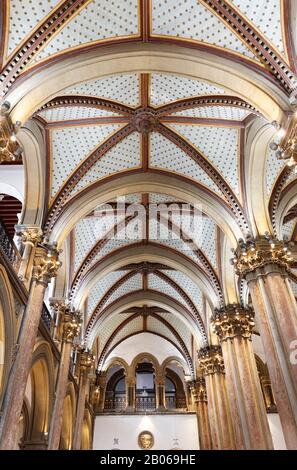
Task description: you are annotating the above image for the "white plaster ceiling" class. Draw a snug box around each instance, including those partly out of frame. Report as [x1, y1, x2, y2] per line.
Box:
[172, 106, 251, 121]
[150, 73, 226, 106]
[107, 332, 185, 366]
[70, 132, 141, 195]
[229, 0, 285, 55]
[87, 271, 128, 316]
[149, 132, 224, 197]
[51, 123, 122, 196]
[62, 73, 140, 107]
[168, 124, 240, 198]
[151, 0, 257, 60]
[32, 0, 139, 62]
[39, 106, 120, 122]
[7, 0, 60, 56]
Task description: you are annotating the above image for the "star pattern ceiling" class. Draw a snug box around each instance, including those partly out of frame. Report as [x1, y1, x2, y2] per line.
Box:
[1, 0, 296, 370]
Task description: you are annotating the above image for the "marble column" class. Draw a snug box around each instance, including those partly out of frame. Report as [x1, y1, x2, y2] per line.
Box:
[0, 242, 60, 450]
[73, 349, 94, 450]
[15, 225, 42, 286]
[155, 376, 166, 411]
[191, 378, 212, 450]
[126, 377, 136, 412]
[233, 237, 297, 449]
[48, 309, 81, 450]
[198, 346, 235, 450]
[211, 305, 273, 449]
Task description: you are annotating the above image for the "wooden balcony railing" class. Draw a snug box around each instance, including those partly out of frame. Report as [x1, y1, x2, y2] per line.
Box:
[0, 219, 21, 272]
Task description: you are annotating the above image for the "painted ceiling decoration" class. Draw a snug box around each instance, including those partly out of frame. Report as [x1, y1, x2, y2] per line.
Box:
[1, 1, 297, 370]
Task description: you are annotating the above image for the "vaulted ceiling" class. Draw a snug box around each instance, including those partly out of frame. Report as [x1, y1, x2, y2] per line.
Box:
[1, 0, 297, 373]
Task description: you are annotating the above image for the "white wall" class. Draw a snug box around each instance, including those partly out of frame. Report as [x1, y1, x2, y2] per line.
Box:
[107, 333, 185, 366]
[0, 165, 24, 202]
[93, 414, 199, 450]
[268, 414, 287, 450]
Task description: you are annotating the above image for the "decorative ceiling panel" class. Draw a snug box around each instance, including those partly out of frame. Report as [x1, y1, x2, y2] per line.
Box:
[168, 124, 240, 198]
[70, 131, 141, 195]
[7, 0, 60, 56]
[107, 316, 144, 353]
[149, 193, 180, 204]
[198, 216, 217, 268]
[51, 123, 121, 196]
[163, 270, 203, 313]
[172, 106, 251, 121]
[152, 0, 256, 60]
[149, 218, 201, 265]
[265, 143, 285, 196]
[150, 73, 226, 107]
[148, 273, 188, 308]
[39, 106, 120, 122]
[98, 312, 135, 355]
[87, 271, 127, 316]
[153, 311, 192, 353]
[147, 316, 178, 346]
[149, 132, 223, 196]
[229, 0, 285, 55]
[32, 0, 139, 62]
[61, 73, 140, 107]
[74, 213, 126, 273]
[103, 272, 143, 309]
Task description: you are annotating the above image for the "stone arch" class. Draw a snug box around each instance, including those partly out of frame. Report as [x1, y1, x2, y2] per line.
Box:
[59, 382, 76, 450]
[7, 44, 288, 125]
[130, 352, 161, 377]
[26, 341, 55, 448]
[0, 265, 16, 409]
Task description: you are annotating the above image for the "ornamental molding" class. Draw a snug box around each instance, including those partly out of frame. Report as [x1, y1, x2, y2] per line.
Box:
[231, 236, 294, 278]
[198, 346, 225, 376]
[211, 304, 255, 342]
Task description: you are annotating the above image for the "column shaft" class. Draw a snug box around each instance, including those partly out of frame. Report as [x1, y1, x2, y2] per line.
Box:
[0, 280, 46, 449]
[48, 341, 72, 450]
[73, 372, 88, 450]
[249, 274, 297, 449]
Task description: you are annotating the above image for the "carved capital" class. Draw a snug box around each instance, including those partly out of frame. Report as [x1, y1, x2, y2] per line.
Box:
[190, 377, 207, 403]
[198, 346, 224, 376]
[62, 310, 81, 344]
[211, 304, 255, 342]
[32, 243, 61, 286]
[231, 237, 294, 278]
[78, 348, 95, 372]
[15, 225, 43, 246]
[126, 377, 136, 387]
[49, 298, 69, 318]
[0, 109, 22, 164]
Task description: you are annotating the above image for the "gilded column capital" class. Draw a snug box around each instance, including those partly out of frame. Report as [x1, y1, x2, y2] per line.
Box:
[126, 377, 136, 387]
[191, 377, 207, 403]
[231, 236, 294, 279]
[15, 225, 43, 246]
[49, 298, 69, 317]
[32, 242, 61, 286]
[78, 348, 95, 373]
[198, 346, 225, 376]
[211, 304, 255, 342]
[62, 310, 81, 344]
